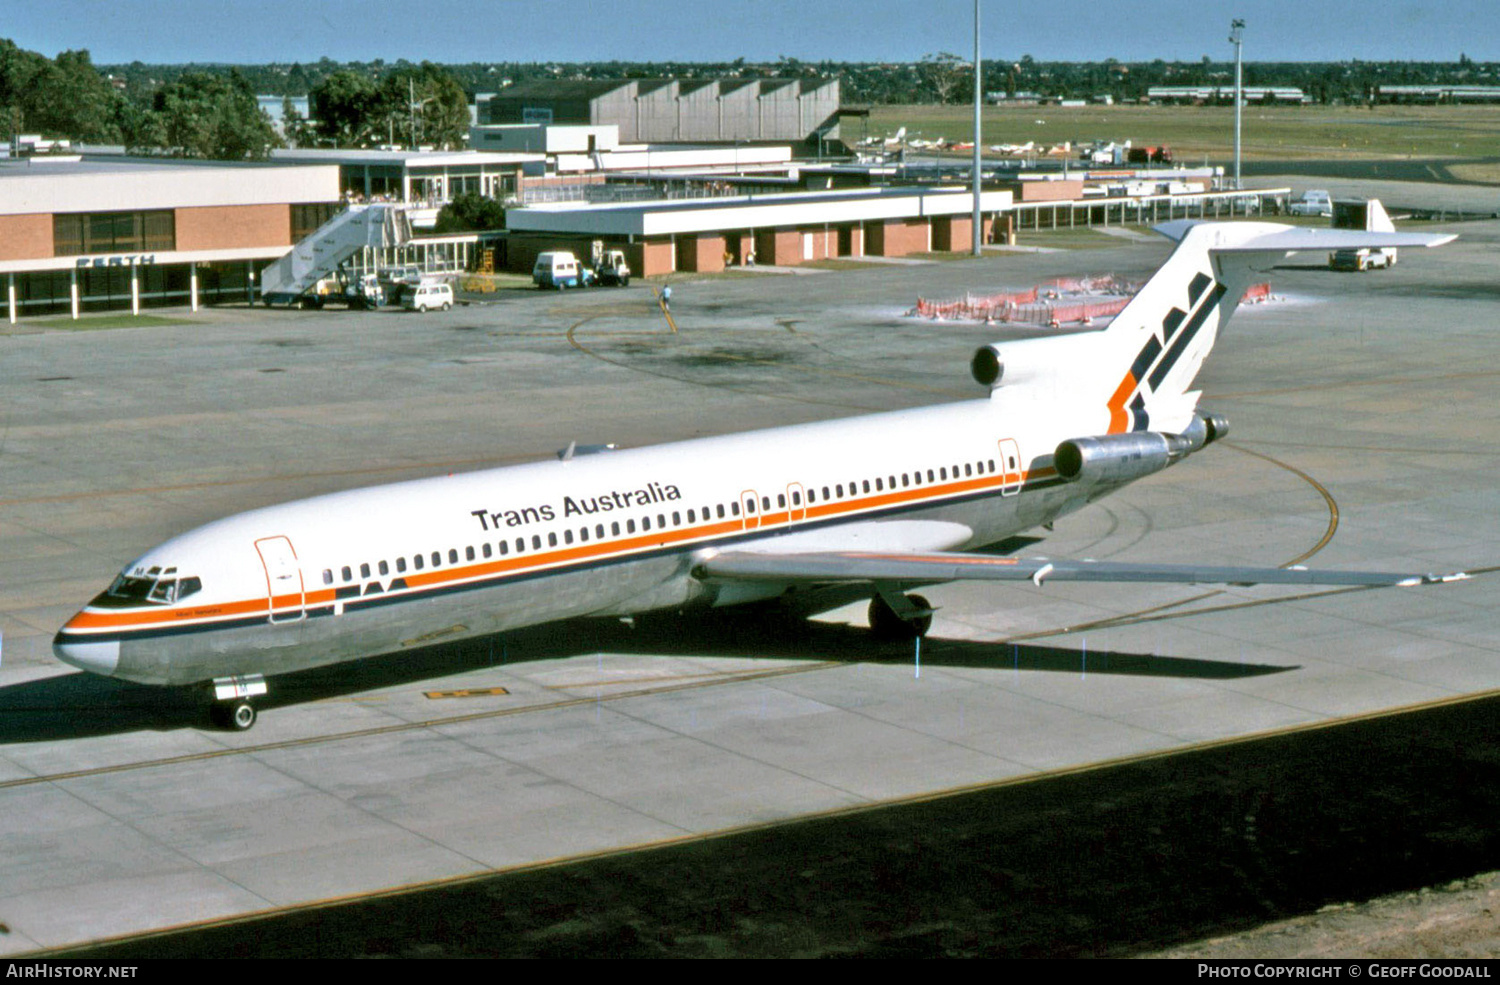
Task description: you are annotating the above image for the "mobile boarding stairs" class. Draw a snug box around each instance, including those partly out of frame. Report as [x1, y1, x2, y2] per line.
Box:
[259, 204, 412, 307]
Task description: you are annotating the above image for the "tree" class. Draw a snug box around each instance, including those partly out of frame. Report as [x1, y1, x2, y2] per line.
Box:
[310, 69, 378, 145]
[142, 71, 280, 159]
[0, 40, 123, 142]
[917, 52, 968, 103]
[433, 193, 506, 233]
[377, 63, 469, 149]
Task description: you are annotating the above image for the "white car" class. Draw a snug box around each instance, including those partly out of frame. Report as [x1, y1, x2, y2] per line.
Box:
[404, 283, 453, 312]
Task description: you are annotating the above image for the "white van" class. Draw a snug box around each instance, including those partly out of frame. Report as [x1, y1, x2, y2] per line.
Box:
[403, 282, 453, 312]
[533, 251, 592, 289]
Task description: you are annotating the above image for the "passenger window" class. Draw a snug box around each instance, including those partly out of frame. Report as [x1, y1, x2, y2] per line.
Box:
[672, 511, 680, 525]
[988, 459, 996, 473]
[596, 524, 605, 539]
[642, 516, 651, 531]
[449, 549, 459, 564]
[731, 502, 740, 516]
[744, 500, 754, 514]
[657, 514, 666, 528]
[341, 566, 352, 582]
[323, 569, 333, 586]
[360, 563, 371, 579]
[548, 532, 558, 547]
[612, 521, 621, 536]
[940, 467, 947, 480]
[806, 489, 814, 504]
[965, 463, 973, 476]
[875, 478, 883, 491]
[465, 546, 475, 562]
[823, 486, 831, 499]
[413, 555, 424, 570]
[564, 530, 574, 545]
[777, 494, 786, 508]
[532, 535, 541, 550]
[687, 509, 696, 522]
[901, 474, 909, 487]
[863, 480, 871, 493]
[482, 543, 491, 559]
[761, 497, 770, 511]
[431, 552, 441, 567]
[379, 560, 390, 575]
[837, 484, 844, 497]
[627, 519, 637, 533]
[397, 557, 407, 573]
[717, 504, 726, 518]
[927, 469, 935, 482]
[499, 541, 508, 556]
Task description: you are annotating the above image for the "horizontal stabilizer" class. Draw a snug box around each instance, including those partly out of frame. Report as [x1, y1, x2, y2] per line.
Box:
[1154, 220, 1455, 253]
[695, 550, 1466, 589]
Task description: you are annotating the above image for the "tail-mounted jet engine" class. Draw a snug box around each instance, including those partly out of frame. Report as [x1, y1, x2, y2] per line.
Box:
[1054, 412, 1230, 485]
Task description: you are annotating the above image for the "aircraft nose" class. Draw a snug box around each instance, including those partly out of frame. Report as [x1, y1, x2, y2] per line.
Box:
[53, 622, 120, 676]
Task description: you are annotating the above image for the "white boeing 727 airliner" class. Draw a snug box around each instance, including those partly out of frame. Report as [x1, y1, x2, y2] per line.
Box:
[55, 220, 1465, 729]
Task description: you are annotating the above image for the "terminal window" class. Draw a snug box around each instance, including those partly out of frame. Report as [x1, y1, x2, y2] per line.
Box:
[53, 210, 175, 256]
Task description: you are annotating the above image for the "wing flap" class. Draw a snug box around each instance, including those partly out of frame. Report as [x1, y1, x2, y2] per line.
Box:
[695, 550, 1464, 589]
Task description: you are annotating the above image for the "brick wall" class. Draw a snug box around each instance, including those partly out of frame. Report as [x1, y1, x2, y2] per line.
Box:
[0, 214, 53, 261]
[176, 204, 292, 251]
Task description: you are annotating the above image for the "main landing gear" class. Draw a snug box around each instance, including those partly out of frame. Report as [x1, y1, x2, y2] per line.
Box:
[207, 674, 267, 731]
[867, 591, 933, 641]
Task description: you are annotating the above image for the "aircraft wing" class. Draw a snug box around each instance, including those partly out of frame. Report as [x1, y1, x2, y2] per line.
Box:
[694, 550, 1467, 589]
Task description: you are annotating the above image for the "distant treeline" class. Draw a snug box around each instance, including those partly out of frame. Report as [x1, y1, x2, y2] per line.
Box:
[7, 36, 1498, 162]
[96, 54, 1499, 106]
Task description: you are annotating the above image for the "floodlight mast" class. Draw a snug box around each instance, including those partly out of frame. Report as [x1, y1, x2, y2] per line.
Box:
[1230, 18, 1245, 190]
[973, 0, 983, 256]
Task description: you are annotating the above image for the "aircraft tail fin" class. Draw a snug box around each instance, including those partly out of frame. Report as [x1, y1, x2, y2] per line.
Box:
[971, 219, 1452, 435]
[1093, 220, 1454, 434]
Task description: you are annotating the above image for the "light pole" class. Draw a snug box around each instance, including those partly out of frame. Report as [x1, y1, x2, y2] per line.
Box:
[972, 0, 983, 256]
[1230, 18, 1244, 191]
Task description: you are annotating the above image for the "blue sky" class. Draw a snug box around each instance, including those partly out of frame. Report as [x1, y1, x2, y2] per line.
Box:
[8, 0, 1496, 65]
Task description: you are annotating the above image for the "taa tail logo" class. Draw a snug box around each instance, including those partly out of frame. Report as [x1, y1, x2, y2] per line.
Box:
[1107, 270, 1228, 433]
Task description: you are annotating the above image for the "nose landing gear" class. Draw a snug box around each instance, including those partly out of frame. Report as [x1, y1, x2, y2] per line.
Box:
[207, 674, 267, 731]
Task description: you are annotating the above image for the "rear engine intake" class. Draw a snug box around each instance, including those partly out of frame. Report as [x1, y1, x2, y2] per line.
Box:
[1054, 433, 1173, 484]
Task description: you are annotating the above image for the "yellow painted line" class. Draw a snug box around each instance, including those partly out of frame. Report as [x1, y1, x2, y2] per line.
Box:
[425, 687, 511, 699]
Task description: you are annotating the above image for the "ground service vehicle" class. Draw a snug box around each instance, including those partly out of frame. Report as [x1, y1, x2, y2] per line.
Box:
[377, 266, 424, 305]
[593, 248, 631, 287]
[533, 252, 593, 289]
[404, 283, 453, 312]
[1287, 190, 1333, 217]
[291, 272, 383, 310]
[1329, 198, 1399, 271]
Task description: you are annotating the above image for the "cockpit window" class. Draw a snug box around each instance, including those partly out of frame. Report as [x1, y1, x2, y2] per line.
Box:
[95, 570, 202, 608]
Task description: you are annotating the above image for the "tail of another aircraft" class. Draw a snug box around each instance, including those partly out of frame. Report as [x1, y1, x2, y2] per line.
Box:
[971, 218, 1454, 437]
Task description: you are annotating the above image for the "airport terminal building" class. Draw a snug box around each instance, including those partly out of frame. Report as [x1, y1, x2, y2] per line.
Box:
[0, 156, 341, 321]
